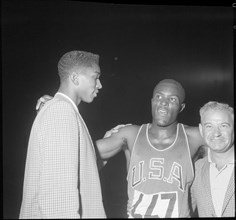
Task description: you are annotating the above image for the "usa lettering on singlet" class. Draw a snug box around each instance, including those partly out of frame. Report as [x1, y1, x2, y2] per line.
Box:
[127, 123, 194, 218]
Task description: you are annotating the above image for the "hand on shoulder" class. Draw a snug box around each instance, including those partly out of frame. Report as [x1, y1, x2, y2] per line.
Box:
[36, 94, 53, 113]
[103, 123, 132, 138]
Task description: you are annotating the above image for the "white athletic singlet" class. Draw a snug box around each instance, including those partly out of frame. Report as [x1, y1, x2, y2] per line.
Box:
[127, 123, 194, 218]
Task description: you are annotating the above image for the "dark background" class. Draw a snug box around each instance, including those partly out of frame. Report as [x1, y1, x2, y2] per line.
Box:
[2, 0, 234, 218]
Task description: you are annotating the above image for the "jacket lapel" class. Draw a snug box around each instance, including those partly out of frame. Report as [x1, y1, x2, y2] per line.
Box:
[202, 160, 216, 216]
[221, 168, 235, 215]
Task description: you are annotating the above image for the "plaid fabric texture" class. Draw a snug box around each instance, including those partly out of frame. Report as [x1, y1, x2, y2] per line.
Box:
[19, 93, 106, 218]
[191, 157, 235, 217]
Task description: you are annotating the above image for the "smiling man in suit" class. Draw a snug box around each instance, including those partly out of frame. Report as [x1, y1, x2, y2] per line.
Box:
[191, 101, 235, 217]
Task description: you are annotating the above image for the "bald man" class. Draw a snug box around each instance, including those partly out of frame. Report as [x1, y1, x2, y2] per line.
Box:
[96, 79, 205, 218]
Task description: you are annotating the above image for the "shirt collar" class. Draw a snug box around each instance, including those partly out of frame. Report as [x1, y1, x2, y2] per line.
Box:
[55, 92, 79, 114]
[207, 148, 213, 163]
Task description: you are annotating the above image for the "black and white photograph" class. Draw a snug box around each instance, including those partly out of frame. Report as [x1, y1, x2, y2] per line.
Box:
[2, 0, 234, 218]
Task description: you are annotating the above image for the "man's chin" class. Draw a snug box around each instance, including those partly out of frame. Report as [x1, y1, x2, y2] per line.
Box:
[83, 97, 95, 103]
[156, 120, 170, 127]
[155, 119, 177, 127]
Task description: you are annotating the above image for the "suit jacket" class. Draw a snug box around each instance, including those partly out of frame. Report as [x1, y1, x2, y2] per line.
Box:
[20, 93, 106, 218]
[191, 156, 235, 217]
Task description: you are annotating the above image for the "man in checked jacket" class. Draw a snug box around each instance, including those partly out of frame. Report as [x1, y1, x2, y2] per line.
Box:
[191, 101, 235, 217]
[19, 50, 106, 218]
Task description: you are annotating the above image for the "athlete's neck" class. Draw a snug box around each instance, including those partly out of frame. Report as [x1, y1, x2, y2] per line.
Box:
[148, 122, 178, 149]
[149, 121, 178, 139]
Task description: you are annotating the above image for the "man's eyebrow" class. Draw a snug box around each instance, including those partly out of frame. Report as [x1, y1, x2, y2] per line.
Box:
[221, 122, 231, 126]
[170, 95, 179, 99]
[203, 122, 212, 126]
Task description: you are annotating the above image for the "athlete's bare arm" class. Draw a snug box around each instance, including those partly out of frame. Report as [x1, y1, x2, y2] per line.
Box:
[184, 125, 206, 158]
[96, 125, 140, 160]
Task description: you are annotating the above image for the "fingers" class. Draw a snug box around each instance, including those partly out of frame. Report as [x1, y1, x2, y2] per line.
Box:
[103, 123, 132, 138]
[44, 95, 53, 100]
[103, 130, 113, 138]
[36, 97, 45, 111]
[35, 101, 40, 111]
[35, 97, 48, 111]
[37, 97, 45, 110]
[112, 123, 132, 131]
[35, 95, 53, 111]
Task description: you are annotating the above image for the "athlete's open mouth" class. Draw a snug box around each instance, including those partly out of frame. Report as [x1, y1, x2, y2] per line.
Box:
[158, 108, 168, 115]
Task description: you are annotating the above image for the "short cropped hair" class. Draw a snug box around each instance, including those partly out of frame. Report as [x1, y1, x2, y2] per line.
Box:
[200, 101, 234, 121]
[58, 50, 99, 80]
[156, 79, 186, 103]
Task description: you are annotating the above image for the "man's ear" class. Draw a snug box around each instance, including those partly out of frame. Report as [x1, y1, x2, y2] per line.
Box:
[179, 103, 185, 113]
[199, 123, 203, 137]
[70, 72, 80, 85]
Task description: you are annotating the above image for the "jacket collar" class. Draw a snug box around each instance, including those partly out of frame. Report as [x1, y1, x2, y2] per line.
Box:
[222, 167, 235, 215]
[202, 160, 217, 216]
[203, 157, 235, 216]
[55, 92, 79, 114]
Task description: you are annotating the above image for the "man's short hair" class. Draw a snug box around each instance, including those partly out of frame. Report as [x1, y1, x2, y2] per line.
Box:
[200, 101, 234, 120]
[155, 79, 186, 103]
[58, 50, 99, 80]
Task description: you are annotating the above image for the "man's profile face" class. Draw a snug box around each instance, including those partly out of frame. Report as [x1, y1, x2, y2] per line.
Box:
[200, 109, 234, 153]
[76, 63, 102, 103]
[151, 82, 184, 126]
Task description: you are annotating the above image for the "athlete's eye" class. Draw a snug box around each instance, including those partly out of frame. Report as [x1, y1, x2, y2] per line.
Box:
[155, 94, 161, 99]
[170, 97, 177, 102]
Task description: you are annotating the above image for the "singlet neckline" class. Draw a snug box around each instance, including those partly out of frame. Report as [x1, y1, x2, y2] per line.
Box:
[146, 123, 180, 151]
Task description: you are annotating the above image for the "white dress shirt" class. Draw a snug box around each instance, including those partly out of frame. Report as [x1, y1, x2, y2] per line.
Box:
[208, 148, 234, 217]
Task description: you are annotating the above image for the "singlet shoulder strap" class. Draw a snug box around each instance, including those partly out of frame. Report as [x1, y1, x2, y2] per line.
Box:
[180, 123, 194, 176]
[127, 124, 146, 179]
[131, 124, 146, 154]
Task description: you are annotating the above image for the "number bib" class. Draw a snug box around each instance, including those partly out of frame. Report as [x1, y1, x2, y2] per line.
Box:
[128, 190, 178, 218]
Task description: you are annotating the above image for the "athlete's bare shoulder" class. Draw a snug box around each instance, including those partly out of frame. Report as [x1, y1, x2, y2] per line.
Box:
[183, 125, 200, 136]
[96, 124, 142, 160]
[182, 124, 205, 157]
[114, 124, 141, 151]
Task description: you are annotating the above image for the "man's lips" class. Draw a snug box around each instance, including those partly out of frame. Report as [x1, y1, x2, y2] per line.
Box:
[93, 90, 99, 97]
[158, 108, 168, 115]
[210, 138, 224, 142]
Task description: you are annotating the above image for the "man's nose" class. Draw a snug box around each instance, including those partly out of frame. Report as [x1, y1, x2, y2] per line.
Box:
[213, 127, 221, 137]
[96, 79, 102, 89]
[160, 99, 168, 106]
